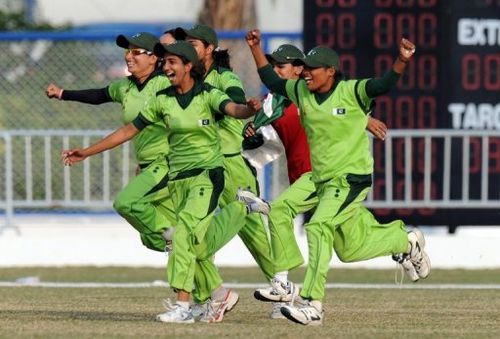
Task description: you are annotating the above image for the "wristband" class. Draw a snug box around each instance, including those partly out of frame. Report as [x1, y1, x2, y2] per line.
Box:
[57, 89, 64, 100]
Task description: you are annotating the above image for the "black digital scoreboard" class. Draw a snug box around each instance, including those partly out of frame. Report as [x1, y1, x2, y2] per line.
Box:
[303, 0, 500, 228]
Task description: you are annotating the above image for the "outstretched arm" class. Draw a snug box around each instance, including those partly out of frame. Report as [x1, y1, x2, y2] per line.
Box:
[62, 123, 139, 166]
[366, 38, 416, 98]
[223, 97, 260, 119]
[46, 83, 110, 104]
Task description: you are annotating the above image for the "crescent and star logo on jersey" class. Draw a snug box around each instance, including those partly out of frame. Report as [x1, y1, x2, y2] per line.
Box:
[198, 119, 210, 126]
[332, 107, 346, 116]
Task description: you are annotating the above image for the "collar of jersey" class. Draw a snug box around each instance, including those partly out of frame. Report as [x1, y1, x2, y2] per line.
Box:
[159, 79, 205, 109]
[128, 69, 163, 92]
[313, 77, 341, 105]
[159, 79, 204, 97]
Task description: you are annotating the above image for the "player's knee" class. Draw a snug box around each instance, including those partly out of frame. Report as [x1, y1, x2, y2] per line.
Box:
[113, 196, 131, 216]
[335, 250, 354, 263]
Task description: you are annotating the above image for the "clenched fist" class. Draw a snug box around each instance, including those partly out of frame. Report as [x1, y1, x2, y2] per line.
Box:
[245, 29, 261, 47]
[398, 38, 416, 62]
[46, 83, 63, 99]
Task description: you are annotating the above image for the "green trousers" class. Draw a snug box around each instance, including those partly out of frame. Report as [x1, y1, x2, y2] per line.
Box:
[192, 155, 274, 303]
[268, 172, 317, 272]
[113, 156, 176, 252]
[192, 201, 248, 299]
[166, 167, 225, 292]
[300, 173, 409, 300]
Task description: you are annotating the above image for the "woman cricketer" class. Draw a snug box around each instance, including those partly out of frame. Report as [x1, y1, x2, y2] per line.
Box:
[46, 32, 175, 253]
[246, 29, 431, 326]
[174, 24, 275, 312]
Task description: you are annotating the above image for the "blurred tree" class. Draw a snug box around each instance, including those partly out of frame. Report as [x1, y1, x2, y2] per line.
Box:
[196, 0, 260, 97]
[198, 0, 256, 30]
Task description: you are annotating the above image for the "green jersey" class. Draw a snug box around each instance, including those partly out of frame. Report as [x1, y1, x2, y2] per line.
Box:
[135, 80, 231, 178]
[285, 78, 374, 183]
[204, 65, 246, 155]
[108, 72, 171, 165]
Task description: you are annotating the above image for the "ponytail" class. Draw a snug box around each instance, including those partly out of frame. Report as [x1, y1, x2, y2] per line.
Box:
[213, 49, 231, 70]
[200, 40, 232, 70]
[190, 60, 206, 81]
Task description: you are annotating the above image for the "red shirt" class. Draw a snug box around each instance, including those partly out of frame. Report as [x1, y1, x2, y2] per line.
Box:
[272, 103, 311, 184]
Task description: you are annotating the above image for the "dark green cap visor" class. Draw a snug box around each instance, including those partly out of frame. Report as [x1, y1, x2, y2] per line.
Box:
[116, 32, 158, 51]
[301, 46, 340, 69]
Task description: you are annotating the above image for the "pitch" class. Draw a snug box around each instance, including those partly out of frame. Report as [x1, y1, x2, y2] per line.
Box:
[0, 267, 499, 337]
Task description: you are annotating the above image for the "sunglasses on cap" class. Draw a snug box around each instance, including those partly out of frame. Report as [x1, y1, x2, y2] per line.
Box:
[124, 48, 153, 56]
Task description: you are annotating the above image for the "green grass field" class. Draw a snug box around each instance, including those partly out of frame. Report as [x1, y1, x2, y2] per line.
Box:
[1, 267, 500, 338]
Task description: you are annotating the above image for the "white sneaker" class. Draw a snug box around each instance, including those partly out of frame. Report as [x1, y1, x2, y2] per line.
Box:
[407, 229, 431, 279]
[191, 302, 207, 319]
[156, 302, 194, 324]
[236, 189, 270, 215]
[271, 302, 287, 319]
[254, 278, 299, 302]
[280, 299, 323, 326]
[161, 299, 206, 319]
[199, 289, 239, 323]
[392, 253, 419, 282]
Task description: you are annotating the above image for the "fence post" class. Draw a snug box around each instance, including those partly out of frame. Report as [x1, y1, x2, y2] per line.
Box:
[2, 134, 15, 232]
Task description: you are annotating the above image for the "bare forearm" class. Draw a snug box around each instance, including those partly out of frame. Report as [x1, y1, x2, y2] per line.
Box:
[82, 124, 138, 157]
[392, 56, 409, 75]
[225, 102, 255, 119]
[249, 44, 269, 69]
[246, 29, 270, 69]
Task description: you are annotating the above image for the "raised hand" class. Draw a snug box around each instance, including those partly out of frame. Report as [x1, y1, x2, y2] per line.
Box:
[245, 29, 261, 47]
[399, 38, 416, 62]
[46, 83, 63, 99]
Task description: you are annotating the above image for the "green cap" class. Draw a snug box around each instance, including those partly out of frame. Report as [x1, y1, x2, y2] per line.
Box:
[265, 44, 305, 64]
[116, 32, 159, 51]
[174, 24, 218, 47]
[301, 46, 340, 69]
[153, 40, 199, 64]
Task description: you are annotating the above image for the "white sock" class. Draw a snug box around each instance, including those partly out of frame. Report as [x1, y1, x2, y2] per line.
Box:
[176, 301, 190, 310]
[274, 271, 288, 285]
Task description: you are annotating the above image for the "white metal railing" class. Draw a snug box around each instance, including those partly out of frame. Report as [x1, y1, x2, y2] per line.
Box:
[0, 129, 133, 229]
[365, 129, 500, 208]
[1, 129, 499, 229]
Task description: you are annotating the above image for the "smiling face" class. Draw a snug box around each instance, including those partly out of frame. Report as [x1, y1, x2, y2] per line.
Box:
[162, 53, 192, 87]
[124, 44, 157, 81]
[301, 66, 335, 93]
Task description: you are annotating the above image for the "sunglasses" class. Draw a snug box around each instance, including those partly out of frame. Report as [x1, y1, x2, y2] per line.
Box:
[124, 48, 153, 56]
